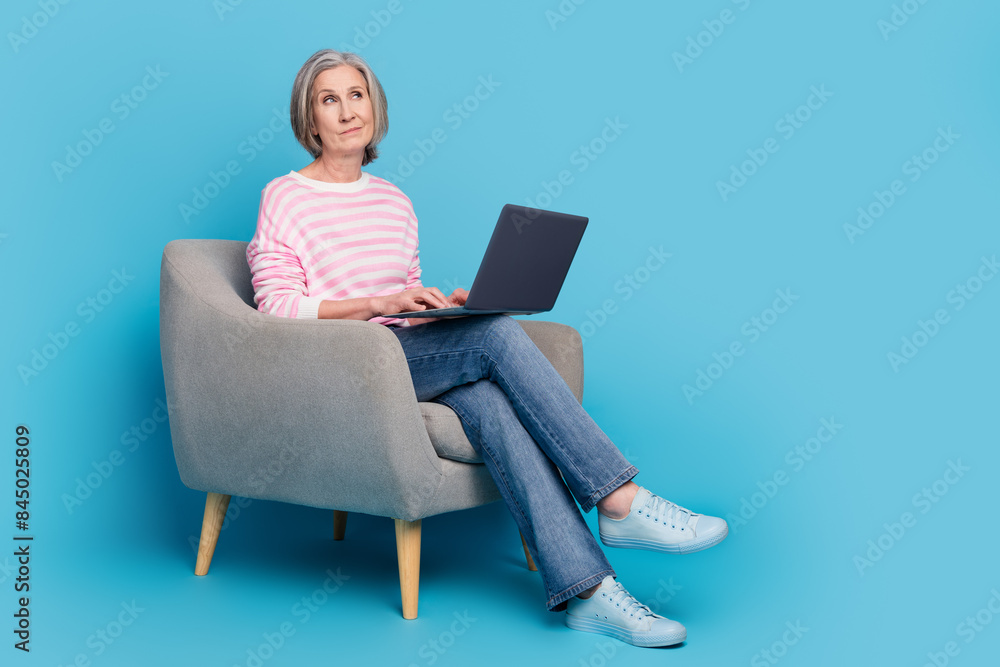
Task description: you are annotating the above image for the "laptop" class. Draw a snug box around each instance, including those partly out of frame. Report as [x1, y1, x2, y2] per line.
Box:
[393, 204, 588, 318]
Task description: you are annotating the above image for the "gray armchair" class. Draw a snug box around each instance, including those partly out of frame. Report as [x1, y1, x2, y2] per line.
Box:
[159, 239, 585, 618]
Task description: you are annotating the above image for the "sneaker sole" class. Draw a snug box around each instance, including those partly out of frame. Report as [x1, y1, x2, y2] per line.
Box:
[599, 523, 728, 554]
[565, 613, 686, 647]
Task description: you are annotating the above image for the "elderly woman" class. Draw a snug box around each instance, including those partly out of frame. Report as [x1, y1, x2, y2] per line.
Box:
[246, 49, 726, 649]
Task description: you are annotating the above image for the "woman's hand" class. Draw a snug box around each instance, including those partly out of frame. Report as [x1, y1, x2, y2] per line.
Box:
[376, 286, 470, 323]
[375, 287, 453, 317]
[418, 288, 471, 323]
[447, 288, 469, 306]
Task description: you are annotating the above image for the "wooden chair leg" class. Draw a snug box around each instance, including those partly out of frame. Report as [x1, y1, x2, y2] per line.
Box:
[333, 510, 348, 541]
[394, 518, 421, 620]
[195, 492, 231, 575]
[520, 532, 538, 572]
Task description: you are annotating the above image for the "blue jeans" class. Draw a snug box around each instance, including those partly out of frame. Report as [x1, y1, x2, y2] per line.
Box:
[389, 314, 637, 611]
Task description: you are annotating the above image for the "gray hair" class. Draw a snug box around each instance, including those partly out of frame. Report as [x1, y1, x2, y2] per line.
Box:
[290, 49, 388, 165]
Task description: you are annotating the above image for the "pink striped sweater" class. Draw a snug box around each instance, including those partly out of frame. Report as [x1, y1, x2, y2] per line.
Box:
[246, 170, 421, 327]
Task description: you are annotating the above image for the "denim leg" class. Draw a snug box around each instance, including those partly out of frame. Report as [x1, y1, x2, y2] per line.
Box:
[431, 378, 614, 611]
[391, 315, 637, 512]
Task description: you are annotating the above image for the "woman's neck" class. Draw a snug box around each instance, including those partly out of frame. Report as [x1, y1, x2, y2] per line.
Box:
[301, 154, 363, 183]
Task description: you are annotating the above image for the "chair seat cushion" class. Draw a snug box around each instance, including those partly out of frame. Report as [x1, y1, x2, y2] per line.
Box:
[419, 402, 482, 463]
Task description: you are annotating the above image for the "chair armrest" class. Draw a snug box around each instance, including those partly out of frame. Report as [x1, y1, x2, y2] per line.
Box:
[160, 254, 444, 520]
[517, 320, 584, 402]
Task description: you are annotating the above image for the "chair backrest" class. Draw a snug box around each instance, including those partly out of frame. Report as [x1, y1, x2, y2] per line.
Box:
[162, 239, 256, 312]
[159, 239, 269, 494]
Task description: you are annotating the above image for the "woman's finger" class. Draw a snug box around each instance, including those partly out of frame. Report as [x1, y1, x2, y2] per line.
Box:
[421, 288, 450, 308]
[427, 287, 450, 306]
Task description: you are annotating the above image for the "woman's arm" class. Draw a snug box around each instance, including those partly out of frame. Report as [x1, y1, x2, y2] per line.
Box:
[317, 287, 455, 320]
[246, 239, 323, 319]
[316, 296, 381, 321]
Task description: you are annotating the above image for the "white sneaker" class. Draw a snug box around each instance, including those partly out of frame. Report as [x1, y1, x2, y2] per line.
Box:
[599, 487, 728, 554]
[565, 576, 686, 647]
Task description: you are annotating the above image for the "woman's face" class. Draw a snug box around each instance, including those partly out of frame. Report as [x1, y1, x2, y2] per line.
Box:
[310, 65, 375, 160]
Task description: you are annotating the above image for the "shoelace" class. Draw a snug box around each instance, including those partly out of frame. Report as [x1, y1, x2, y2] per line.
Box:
[604, 580, 654, 621]
[639, 493, 693, 530]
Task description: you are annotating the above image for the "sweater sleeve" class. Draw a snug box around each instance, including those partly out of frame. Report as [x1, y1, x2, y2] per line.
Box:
[246, 187, 324, 319]
[405, 248, 423, 290]
[404, 205, 422, 290]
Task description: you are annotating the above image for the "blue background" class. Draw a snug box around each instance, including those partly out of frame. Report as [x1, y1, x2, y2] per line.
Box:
[4, 0, 999, 665]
